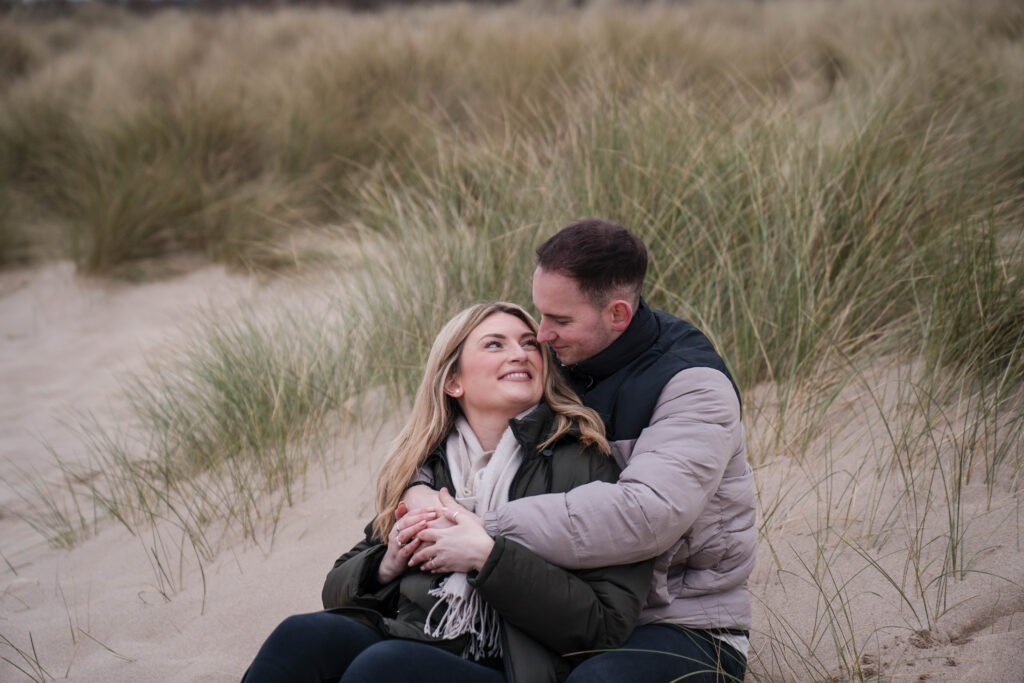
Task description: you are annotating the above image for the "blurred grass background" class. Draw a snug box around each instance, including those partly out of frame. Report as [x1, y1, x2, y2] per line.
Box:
[2, 1, 1023, 677]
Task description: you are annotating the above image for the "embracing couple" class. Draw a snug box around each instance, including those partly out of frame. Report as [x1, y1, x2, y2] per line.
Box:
[243, 219, 756, 682]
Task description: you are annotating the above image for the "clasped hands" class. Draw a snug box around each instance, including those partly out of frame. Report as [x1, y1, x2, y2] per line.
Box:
[377, 487, 494, 584]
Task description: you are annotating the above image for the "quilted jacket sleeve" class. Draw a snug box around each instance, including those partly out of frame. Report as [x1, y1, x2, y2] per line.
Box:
[321, 523, 400, 612]
[471, 538, 653, 654]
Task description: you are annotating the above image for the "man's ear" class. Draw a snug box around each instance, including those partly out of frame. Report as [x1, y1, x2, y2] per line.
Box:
[606, 299, 634, 333]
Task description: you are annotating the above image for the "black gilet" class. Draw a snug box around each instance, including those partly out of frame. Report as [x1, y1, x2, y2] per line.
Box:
[559, 299, 740, 442]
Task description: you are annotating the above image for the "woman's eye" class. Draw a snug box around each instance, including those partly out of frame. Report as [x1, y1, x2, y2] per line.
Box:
[522, 340, 540, 349]
[485, 341, 502, 349]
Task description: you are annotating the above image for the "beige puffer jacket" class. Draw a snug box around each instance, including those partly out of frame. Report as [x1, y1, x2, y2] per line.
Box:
[484, 367, 756, 631]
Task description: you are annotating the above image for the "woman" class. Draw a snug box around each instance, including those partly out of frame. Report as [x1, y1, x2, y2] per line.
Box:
[243, 303, 653, 683]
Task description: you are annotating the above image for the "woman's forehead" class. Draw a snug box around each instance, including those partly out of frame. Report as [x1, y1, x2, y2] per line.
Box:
[469, 312, 533, 338]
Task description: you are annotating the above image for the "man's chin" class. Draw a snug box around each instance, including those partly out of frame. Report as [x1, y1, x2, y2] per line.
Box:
[552, 349, 578, 365]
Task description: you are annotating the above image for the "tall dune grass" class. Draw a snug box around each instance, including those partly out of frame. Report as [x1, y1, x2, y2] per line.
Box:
[1, 2, 744, 273]
[8, 0, 1017, 275]
[7, 0, 1024, 679]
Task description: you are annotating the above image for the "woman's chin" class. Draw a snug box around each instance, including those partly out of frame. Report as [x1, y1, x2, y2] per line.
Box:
[508, 394, 543, 414]
[464, 387, 542, 420]
[492, 394, 542, 417]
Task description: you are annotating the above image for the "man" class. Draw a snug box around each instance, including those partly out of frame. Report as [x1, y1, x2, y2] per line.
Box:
[411, 218, 756, 681]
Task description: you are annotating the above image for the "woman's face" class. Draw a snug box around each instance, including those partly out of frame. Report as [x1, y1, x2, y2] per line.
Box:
[446, 312, 544, 418]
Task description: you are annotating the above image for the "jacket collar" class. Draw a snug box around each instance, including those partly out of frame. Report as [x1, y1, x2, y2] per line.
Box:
[428, 402, 562, 466]
[562, 298, 658, 384]
[508, 402, 560, 456]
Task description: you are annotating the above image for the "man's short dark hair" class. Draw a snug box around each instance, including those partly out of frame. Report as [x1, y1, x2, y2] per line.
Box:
[535, 218, 648, 306]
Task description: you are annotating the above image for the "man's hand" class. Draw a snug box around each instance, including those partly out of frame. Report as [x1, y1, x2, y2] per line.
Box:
[403, 484, 442, 511]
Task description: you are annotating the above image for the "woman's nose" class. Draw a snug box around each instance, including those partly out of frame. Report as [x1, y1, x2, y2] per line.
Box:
[508, 343, 528, 360]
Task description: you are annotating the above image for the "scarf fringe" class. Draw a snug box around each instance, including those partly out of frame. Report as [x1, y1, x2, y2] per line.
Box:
[426, 574, 503, 660]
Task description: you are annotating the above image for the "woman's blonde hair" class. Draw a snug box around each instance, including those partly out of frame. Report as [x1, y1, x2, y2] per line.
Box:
[372, 302, 608, 541]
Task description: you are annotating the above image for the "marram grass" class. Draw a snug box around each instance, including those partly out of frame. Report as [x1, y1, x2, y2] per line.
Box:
[7, 0, 1024, 680]
[3, 0, 1018, 276]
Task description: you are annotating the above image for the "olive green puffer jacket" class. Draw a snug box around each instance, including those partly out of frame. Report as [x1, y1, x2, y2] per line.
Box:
[321, 402, 654, 683]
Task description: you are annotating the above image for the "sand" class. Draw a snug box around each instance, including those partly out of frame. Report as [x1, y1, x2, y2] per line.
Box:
[0, 262, 366, 682]
[2, 263, 1022, 681]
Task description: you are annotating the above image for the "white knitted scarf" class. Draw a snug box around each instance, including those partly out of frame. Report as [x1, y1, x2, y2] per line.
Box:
[424, 410, 531, 659]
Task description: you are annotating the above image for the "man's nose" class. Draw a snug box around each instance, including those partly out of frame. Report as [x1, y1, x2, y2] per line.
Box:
[537, 321, 555, 343]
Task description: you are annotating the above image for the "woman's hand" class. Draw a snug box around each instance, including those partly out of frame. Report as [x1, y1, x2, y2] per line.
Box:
[377, 502, 437, 584]
[435, 488, 483, 528]
[409, 489, 493, 574]
[401, 487, 455, 559]
[404, 488, 479, 559]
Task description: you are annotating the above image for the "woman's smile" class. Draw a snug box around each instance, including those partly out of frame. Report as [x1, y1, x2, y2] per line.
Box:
[499, 370, 532, 381]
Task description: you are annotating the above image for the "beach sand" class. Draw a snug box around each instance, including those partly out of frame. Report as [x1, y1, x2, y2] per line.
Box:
[2, 264, 1022, 681]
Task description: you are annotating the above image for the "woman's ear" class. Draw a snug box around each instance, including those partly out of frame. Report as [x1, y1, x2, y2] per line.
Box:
[444, 374, 463, 398]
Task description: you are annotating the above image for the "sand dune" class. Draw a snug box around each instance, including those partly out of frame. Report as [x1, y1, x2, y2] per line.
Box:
[2, 264, 1022, 681]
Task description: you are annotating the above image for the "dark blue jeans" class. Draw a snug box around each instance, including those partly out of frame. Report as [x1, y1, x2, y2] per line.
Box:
[565, 624, 747, 683]
[242, 611, 506, 683]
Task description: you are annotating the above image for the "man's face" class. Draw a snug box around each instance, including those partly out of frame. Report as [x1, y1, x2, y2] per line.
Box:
[532, 267, 619, 365]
